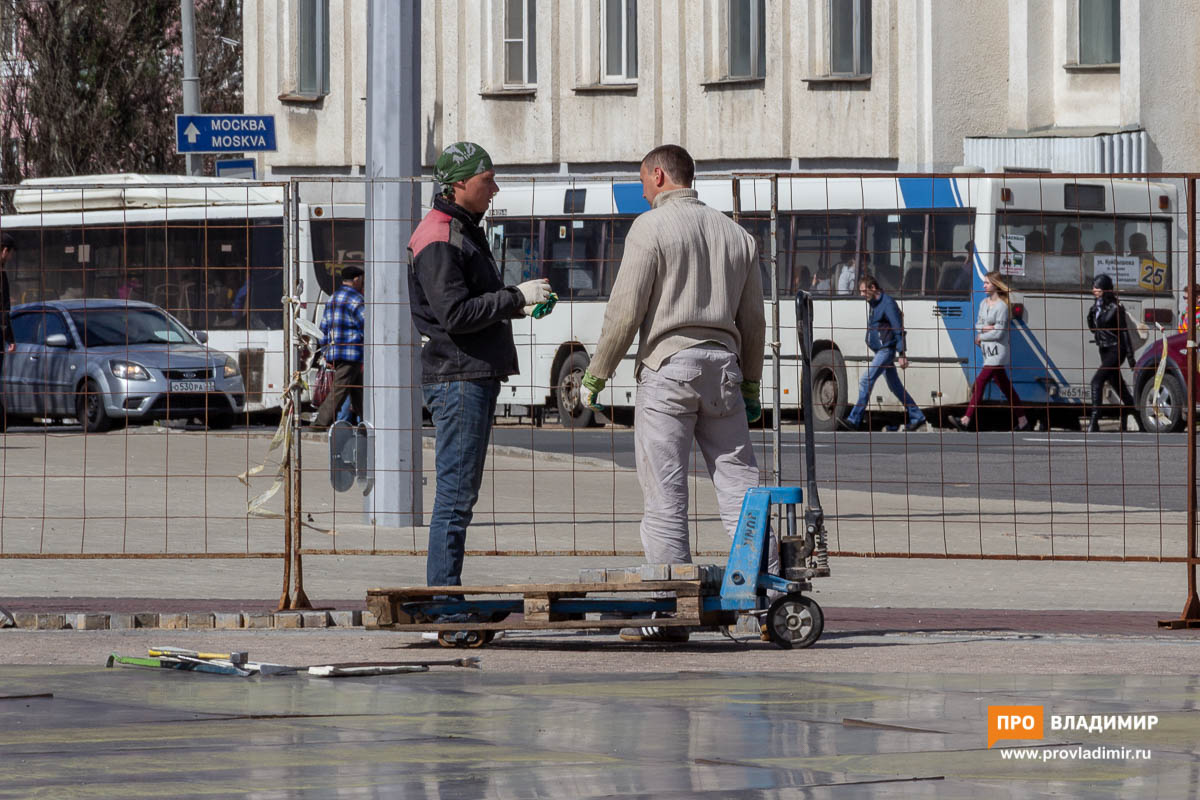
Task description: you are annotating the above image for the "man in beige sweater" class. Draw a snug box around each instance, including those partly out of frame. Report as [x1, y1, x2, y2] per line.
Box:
[581, 144, 766, 643]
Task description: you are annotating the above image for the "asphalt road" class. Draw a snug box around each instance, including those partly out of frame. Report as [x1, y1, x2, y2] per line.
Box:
[485, 424, 1195, 509]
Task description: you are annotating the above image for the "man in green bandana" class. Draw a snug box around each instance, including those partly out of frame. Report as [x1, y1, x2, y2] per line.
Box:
[408, 142, 553, 596]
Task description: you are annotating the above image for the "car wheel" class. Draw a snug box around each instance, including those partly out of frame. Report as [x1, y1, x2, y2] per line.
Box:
[1139, 371, 1185, 433]
[76, 378, 112, 433]
[809, 349, 847, 431]
[556, 349, 598, 428]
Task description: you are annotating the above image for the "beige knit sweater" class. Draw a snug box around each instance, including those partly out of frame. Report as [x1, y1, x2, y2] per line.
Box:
[589, 188, 765, 382]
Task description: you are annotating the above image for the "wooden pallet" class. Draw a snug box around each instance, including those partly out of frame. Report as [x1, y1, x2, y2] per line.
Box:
[366, 577, 735, 632]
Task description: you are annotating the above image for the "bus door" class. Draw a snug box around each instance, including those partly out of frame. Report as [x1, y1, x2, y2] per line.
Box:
[490, 219, 542, 405]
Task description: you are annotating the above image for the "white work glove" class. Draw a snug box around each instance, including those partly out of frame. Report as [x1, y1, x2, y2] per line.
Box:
[516, 279, 551, 308]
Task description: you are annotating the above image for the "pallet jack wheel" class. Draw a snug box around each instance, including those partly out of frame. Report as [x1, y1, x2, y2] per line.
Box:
[436, 630, 491, 648]
[763, 594, 823, 649]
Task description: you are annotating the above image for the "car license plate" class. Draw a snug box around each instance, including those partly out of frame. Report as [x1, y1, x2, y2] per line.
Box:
[169, 380, 215, 392]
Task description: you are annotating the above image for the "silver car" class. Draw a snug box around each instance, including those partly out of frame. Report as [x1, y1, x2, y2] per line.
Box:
[0, 300, 245, 432]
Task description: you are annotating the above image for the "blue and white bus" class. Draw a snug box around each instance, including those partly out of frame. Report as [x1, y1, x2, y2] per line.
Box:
[485, 174, 1183, 429]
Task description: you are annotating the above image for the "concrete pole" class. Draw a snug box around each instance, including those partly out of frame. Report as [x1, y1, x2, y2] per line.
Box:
[179, 0, 203, 177]
[364, 0, 422, 526]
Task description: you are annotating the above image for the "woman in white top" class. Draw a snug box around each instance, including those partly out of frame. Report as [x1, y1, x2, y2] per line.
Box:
[948, 271, 1031, 432]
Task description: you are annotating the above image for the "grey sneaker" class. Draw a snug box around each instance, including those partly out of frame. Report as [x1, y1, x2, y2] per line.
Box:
[619, 624, 690, 643]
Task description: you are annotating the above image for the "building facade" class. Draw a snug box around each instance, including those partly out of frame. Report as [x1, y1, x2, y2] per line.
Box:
[241, 0, 1196, 180]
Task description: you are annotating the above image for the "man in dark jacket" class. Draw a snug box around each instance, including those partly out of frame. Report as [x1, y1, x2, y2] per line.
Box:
[840, 273, 927, 432]
[408, 142, 552, 590]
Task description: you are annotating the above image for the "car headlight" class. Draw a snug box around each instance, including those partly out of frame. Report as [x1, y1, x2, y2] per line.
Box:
[223, 356, 240, 378]
[110, 360, 151, 381]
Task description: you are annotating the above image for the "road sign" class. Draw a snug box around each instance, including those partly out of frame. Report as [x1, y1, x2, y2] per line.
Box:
[215, 158, 257, 180]
[175, 114, 277, 154]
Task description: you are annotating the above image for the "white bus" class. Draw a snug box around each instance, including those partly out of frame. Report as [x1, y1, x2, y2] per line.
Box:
[0, 174, 365, 413]
[485, 175, 1183, 429]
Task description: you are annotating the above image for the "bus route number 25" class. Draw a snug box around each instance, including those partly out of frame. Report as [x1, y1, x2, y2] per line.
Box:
[1139, 259, 1168, 291]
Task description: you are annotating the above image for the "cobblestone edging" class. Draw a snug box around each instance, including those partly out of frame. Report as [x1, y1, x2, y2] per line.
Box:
[1, 610, 379, 631]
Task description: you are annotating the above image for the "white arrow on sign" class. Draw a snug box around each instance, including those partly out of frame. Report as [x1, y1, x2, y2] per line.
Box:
[183, 123, 201, 144]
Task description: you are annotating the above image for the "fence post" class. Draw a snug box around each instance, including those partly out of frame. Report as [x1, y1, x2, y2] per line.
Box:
[770, 175, 781, 487]
[1161, 175, 1200, 629]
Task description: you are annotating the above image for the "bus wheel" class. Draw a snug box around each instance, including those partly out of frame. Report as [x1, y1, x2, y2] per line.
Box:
[556, 350, 598, 428]
[1140, 372, 1185, 433]
[809, 350, 847, 431]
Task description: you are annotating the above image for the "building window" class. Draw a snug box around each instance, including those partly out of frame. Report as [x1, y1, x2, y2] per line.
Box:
[830, 0, 871, 76]
[728, 0, 765, 79]
[1079, 0, 1120, 65]
[297, 0, 329, 96]
[602, 0, 638, 82]
[1, 0, 19, 62]
[503, 0, 537, 86]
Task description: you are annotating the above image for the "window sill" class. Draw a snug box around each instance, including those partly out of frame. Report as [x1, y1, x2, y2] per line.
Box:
[1063, 63, 1120, 73]
[802, 74, 872, 86]
[572, 83, 638, 94]
[700, 76, 765, 89]
[479, 87, 537, 98]
[277, 91, 326, 104]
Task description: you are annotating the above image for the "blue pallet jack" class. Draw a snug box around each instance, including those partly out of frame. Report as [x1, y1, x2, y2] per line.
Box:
[365, 291, 830, 648]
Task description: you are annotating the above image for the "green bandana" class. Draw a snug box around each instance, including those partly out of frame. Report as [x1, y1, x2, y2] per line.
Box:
[434, 142, 494, 189]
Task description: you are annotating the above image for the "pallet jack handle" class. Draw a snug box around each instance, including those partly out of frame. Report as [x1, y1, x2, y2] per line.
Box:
[790, 291, 830, 577]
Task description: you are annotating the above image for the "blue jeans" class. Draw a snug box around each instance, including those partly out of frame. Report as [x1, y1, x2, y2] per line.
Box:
[422, 378, 500, 587]
[847, 348, 925, 427]
[336, 395, 359, 425]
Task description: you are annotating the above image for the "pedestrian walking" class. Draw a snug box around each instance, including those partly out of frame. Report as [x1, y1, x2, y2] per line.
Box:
[580, 144, 766, 644]
[313, 265, 366, 429]
[948, 271, 1031, 432]
[839, 274, 927, 432]
[0, 232, 14, 430]
[409, 142, 553, 595]
[1086, 273, 1143, 432]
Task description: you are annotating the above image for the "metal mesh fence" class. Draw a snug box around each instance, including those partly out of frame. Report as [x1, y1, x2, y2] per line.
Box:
[0, 173, 1196, 577]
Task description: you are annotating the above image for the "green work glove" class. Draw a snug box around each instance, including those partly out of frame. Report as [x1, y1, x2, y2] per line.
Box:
[581, 371, 606, 413]
[530, 292, 558, 319]
[741, 380, 762, 425]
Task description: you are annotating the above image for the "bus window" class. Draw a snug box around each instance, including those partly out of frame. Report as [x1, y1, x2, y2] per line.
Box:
[998, 214, 1169, 295]
[927, 211, 976, 296]
[310, 219, 365, 297]
[864, 213, 924, 295]
[490, 220, 539, 286]
[605, 219, 633, 296]
[783, 214, 859, 297]
[545, 219, 604, 300]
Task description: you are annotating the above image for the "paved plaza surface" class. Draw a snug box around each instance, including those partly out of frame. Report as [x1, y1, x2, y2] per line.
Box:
[2, 667, 1198, 798]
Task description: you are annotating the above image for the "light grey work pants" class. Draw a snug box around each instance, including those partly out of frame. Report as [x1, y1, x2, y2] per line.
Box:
[634, 345, 777, 572]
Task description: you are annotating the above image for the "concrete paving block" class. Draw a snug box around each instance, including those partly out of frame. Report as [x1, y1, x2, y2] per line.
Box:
[605, 567, 642, 584]
[213, 612, 242, 630]
[362, 610, 378, 628]
[13, 613, 38, 629]
[329, 610, 361, 627]
[242, 612, 273, 629]
[187, 613, 215, 629]
[36, 614, 67, 630]
[133, 613, 160, 629]
[578, 568, 607, 584]
[639, 564, 670, 582]
[74, 614, 109, 631]
[274, 612, 302, 629]
[108, 614, 136, 630]
[669, 563, 700, 581]
[159, 613, 188, 630]
[301, 611, 329, 628]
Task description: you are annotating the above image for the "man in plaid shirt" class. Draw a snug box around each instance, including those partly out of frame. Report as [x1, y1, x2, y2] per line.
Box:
[315, 264, 365, 428]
